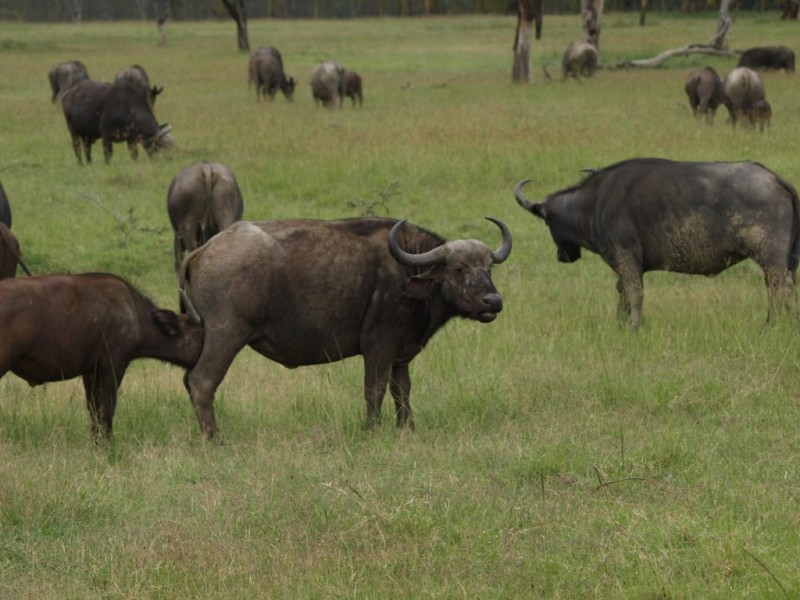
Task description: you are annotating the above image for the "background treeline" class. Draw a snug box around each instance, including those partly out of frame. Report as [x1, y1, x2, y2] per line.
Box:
[0, 0, 791, 21]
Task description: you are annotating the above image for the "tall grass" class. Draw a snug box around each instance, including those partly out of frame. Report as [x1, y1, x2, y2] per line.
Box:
[1, 14, 800, 598]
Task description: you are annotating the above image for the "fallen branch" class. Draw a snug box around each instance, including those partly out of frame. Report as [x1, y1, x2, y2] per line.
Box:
[618, 45, 738, 69]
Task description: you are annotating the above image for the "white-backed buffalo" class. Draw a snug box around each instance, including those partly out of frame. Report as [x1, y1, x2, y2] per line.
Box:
[0, 273, 204, 440]
[178, 217, 512, 439]
[685, 66, 723, 124]
[0, 224, 32, 280]
[722, 67, 766, 128]
[738, 46, 795, 73]
[248, 46, 296, 102]
[167, 161, 245, 271]
[310, 60, 347, 107]
[48, 60, 89, 103]
[61, 79, 173, 164]
[345, 71, 363, 107]
[114, 64, 163, 107]
[562, 41, 598, 79]
[0, 181, 10, 228]
[515, 159, 800, 331]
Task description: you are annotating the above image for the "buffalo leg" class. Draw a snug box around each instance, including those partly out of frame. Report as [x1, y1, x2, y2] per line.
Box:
[390, 362, 414, 430]
[614, 262, 644, 331]
[102, 138, 113, 164]
[69, 133, 84, 165]
[763, 267, 797, 322]
[127, 141, 139, 161]
[82, 366, 121, 440]
[362, 354, 393, 427]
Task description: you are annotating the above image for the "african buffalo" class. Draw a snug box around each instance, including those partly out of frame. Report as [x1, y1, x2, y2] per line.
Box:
[0, 273, 204, 440]
[345, 71, 363, 107]
[685, 67, 723, 124]
[562, 41, 598, 79]
[114, 64, 163, 107]
[61, 79, 173, 164]
[722, 67, 766, 128]
[310, 60, 347, 107]
[0, 224, 32, 280]
[515, 158, 800, 331]
[738, 46, 795, 73]
[248, 46, 296, 102]
[179, 216, 512, 439]
[167, 161, 245, 271]
[48, 60, 90, 103]
[0, 181, 10, 228]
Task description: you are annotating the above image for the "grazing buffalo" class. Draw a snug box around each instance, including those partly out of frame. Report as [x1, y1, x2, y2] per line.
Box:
[755, 98, 772, 132]
[310, 60, 347, 107]
[179, 217, 512, 439]
[0, 273, 204, 440]
[722, 67, 766, 128]
[345, 71, 363, 107]
[685, 67, 723, 124]
[167, 161, 245, 271]
[48, 60, 90, 103]
[61, 79, 173, 164]
[738, 46, 795, 73]
[0, 224, 32, 280]
[515, 158, 800, 331]
[114, 64, 163, 107]
[248, 46, 296, 102]
[562, 41, 598, 79]
[0, 181, 10, 228]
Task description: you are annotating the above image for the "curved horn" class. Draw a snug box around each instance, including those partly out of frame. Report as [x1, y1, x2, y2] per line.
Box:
[179, 289, 202, 324]
[514, 179, 536, 211]
[486, 217, 512, 264]
[388, 220, 449, 268]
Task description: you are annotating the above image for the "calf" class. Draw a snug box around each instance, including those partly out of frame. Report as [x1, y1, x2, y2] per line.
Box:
[0, 273, 204, 440]
[345, 71, 363, 107]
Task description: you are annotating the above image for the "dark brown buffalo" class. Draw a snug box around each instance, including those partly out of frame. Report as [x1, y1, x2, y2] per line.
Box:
[0, 224, 32, 280]
[722, 67, 766, 128]
[738, 46, 795, 72]
[0, 273, 204, 440]
[562, 41, 598, 79]
[515, 158, 800, 330]
[685, 67, 723, 124]
[48, 60, 90, 103]
[345, 71, 363, 107]
[167, 161, 245, 271]
[0, 181, 10, 228]
[61, 79, 173, 164]
[114, 64, 163, 107]
[179, 217, 512, 439]
[248, 46, 296, 102]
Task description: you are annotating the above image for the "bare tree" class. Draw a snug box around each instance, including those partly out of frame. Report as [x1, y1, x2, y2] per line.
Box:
[512, 0, 534, 83]
[221, 0, 250, 52]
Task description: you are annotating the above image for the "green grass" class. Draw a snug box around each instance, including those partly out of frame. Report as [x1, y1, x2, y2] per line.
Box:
[2, 13, 800, 598]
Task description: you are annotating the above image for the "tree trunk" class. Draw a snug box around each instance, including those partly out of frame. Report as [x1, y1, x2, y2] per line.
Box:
[713, 0, 732, 50]
[639, 0, 649, 26]
[512, 0, 533, 83]
[780, 0, 799, 20]
[71, 0, 83, 22]
[531, 0, 542, 40]
[221, 0, 250, 52]
[581, 0, 603, 49]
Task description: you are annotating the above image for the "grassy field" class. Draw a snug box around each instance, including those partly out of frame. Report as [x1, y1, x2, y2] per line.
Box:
[1, 12, 800, 598]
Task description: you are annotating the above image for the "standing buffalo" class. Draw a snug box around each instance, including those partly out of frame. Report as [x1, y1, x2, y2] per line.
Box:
[515, 159, 800, 331]
[48, 60, 90, 103]
[248, 46, 296, 102]
[345, 71, 363, 107]
[722, 67, 766, 128]
[738, 46, 795, 73]
[562, 41, 598, 79]
[0, 224, 32, 280]
[167, 161, 245, 271]
[178, 216, 512, 439]
[114, 64, 163, 107]
[310, 60, 347, 107]
[61, 79, 173, 164]
[684, 67, 723, 124]
[0, 273, 204, 440]
[0, 181, 10, 228]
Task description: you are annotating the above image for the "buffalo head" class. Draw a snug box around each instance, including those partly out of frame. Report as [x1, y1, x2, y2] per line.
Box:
[515, 179, 582, 263]
[388, 217, 512, 322]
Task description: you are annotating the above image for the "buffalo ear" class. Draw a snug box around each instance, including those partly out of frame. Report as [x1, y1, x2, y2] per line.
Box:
[152, 309, 180, 336]
[404, 272, 438, 299]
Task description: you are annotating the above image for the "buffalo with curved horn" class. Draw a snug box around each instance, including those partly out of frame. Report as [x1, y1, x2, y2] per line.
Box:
[179, 216, 511, 438]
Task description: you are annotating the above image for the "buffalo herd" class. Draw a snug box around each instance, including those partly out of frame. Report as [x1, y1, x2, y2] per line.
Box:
[0, 38, 796, 441]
